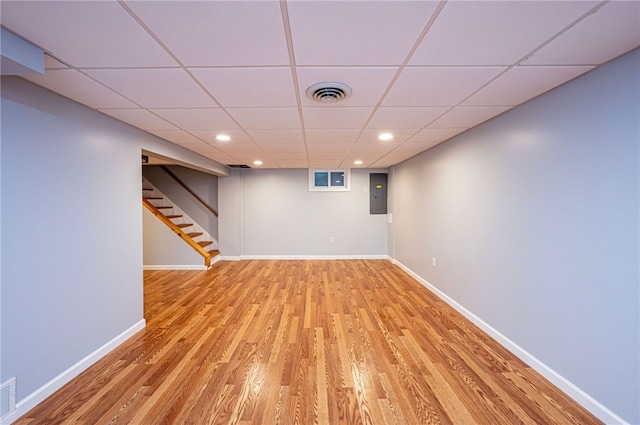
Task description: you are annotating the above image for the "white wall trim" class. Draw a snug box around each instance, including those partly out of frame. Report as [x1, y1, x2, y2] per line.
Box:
[143, 264, 207, 270]
[240, 254, 389, 260]
[3, 319, 146, 425]
[390, 259, 628, 425]
[219, 256, 242, 261]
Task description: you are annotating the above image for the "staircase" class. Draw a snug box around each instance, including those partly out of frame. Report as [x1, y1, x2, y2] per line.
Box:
[142, 182, 219, 268]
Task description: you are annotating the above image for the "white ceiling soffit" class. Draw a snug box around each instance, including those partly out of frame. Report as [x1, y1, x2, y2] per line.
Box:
[1, 0, 638, 169]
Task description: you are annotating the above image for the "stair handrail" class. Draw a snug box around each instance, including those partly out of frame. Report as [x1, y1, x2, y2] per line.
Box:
[160, 165, 219, 217]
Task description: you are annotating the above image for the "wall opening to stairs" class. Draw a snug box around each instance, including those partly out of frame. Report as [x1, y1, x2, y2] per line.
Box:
[141, 153, 221, 270]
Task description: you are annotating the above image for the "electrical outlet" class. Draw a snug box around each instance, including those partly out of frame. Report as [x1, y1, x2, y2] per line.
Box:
[432, 257, 436, 267]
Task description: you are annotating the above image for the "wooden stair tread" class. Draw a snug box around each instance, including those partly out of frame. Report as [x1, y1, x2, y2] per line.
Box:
[198, 241, 213, 248]
[144, 197, 163, 200]
[164, 214, 182, 219]
[176, 223, 193, 228]
[208, 249, 220, 257]
[142, 188, 153, 191]
[156, 206, 173, 210]
[186, 232, 203, 238]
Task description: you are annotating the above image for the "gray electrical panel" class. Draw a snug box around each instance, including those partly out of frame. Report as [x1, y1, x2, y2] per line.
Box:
[370, 173, 388, 214]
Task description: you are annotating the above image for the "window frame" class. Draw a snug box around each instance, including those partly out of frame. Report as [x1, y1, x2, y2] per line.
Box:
[308, 168, 351, 192]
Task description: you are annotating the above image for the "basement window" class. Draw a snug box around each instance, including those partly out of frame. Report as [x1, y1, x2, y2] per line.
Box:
[309, 169, 351, 191]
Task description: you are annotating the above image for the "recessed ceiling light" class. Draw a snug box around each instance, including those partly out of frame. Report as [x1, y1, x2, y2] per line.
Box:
[354, 160, 363, 165]
[378, 132, 393, 141]
[216, 134, 231, 141]
[253, 160, 263, 166]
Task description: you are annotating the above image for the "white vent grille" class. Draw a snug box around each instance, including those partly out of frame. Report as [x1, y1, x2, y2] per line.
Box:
[0, 378, 16, 418]
[306, 82, 352, 103]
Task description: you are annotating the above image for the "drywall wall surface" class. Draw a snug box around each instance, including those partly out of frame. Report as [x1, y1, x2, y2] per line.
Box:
[393, 49, 639, 423]
[218, 167, 242, 257]
[240, 168, 388, 256]
[142, 208, 203, 267]
[1, 76, 144, 401]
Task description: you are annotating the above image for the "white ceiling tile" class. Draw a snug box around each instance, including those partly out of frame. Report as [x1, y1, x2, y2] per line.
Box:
[369, 159, 396, 168]
[85, 68, 216, 108]
[357, 129, 419, 144]
[429, 106, 512, 129]
[125, 1, 289, 66]
[305, 129, 361, 144]
[303, 107, 373, 129]
[98, 109, 178, 131]
[260, 144, 307, 154]
[367, 107, 449, 129]
[149, 108, 238, 131]
[190, 67, 296, 107]
[384, 67, 506, 106]
[410, 1, 600, 66]
[3, 0, 636, 170]
[147, 130, 206, 145]
[463, 66, 594, 106]
[189, 130, 254, 145]
[274, 159, 309, 169]
[288, 1, 439, 65]
[408, 128, 467, 143]
[0, 1, 176, 68]
[184, 143, 238, 161]
[211, 145, 265, 163]
[216, 144, 262, 156]
[297, 67, 398, 107]
[269, 153, 308, 161]
[247, 130, 304, 144]
[200, 152, 241, 165]
[23, 69, 138, 109]
[350, 143, 402, 155]
[307, 144, 352, 154]
[227, 108, 301, 130]
[309, 152, 349, 160]
[522, 1, 640, 66]
[309, 159, 343, 168]
[394, 142, 441, 153]
[342, 154, 386, 165]
[44, 55, 69, 70]
[373, 151, 418, 165]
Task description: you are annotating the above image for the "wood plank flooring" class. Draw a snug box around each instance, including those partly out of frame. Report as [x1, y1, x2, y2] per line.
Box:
[15, 260, 602, 424]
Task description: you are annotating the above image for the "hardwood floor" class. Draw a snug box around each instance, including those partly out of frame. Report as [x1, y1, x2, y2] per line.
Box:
[16, 260, 602, 424]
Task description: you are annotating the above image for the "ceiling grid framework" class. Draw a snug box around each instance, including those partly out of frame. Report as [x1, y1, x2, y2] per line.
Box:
[2, 0, 638, 169]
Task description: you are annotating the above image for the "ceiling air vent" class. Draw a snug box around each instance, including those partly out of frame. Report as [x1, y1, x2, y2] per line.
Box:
[306, 82, 352, 103]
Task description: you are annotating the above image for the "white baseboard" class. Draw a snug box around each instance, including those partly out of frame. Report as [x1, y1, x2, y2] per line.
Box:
[239, 254, 389, 260]
[391, 259, 628, 425]
[143, 264, 206, 270]
[2, 320, 146, 425]
[219, 256, 241, 261]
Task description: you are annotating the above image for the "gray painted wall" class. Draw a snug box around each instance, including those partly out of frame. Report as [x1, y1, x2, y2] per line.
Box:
[218, 168, 242, 257]
[392, 49, 639, 423]
[0, 76, 226, 407]
[142, 208, 203, 267]
[1, 77, 144, 401]
[142, 165, 219, 239]
[218, 168, 388, 257]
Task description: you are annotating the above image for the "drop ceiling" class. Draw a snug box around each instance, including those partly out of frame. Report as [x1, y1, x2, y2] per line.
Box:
[2, 0, 639, 169]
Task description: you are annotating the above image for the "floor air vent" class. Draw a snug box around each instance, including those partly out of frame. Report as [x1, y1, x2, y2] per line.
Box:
[1, 378, 16, 418]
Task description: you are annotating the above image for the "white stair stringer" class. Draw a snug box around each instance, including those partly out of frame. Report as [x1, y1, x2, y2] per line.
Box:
[142, 178, 219, 252]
